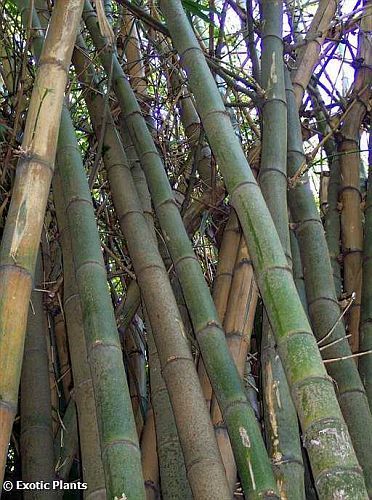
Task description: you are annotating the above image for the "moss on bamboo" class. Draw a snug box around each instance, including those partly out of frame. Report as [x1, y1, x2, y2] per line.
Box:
[83, 4, 278, 497]
[285, 68, 372, 494]
[72, 39, 233, 498]
[157, 0, 368, 496]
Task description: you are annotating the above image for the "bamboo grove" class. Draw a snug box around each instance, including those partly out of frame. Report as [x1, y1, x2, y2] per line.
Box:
[0, 0, 371, 498]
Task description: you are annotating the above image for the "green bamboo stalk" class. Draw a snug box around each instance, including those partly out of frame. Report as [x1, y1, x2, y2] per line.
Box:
[289, 229, 308, 312]
[157, 0, 368, 496]
[83, 5, 278, 497]
[53, 174, 106, 499]
[146, 313, 192, 500]
[198, 211, 240, 409]
[0, 0, 84, 485]
[285, 68, 372, 495]
[72, 40, 233, 499]
[12, 4, 144, 496]
[56, 106, 145, 499]
[324, 156, 342, 297]
[308, 85, 342, 296]
[20, 254, 58, 499]
[360, 134, 372, 409]
[259, 2, 304, 496]
[120, 98, 192, 500]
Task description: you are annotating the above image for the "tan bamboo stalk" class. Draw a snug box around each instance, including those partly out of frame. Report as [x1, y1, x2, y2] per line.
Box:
[120, 12, 147, 96]
[210, 235, 259, 493]
[20, 253, 58, 499]
[54, 399, 79, 480]
[140, 406, 160, 500]
[45, 325, 60, 436]
[54, 313, 72, 402]
[338, 0, 371, 352]
[0, 0, 83, 484]
[197, 210, 240, 409]
[291, 0, 337, 107]
[53, 174, 106, 499]
[158, 0, 368, 495]
[73, 41, 233, 499]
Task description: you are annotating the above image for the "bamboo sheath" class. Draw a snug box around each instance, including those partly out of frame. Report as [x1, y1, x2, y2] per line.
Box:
[140, 406, 160, 500]
[53, 399, 78, 481]
[83, 5, 277, 497]
[0, 0, 84, 485]
[159, 0, 368, 496]
[73, 39, 233, 499]
[124, 324, 146, 435]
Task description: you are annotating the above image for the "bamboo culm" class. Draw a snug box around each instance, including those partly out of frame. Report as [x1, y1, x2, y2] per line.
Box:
[83, 2, 278, 497]
[72, 37, 234, 499]
[158, 0, 368, 496]
[0, 0, 84, 485]
[259, 1, 305, 496]
[285, 68, 372, 494]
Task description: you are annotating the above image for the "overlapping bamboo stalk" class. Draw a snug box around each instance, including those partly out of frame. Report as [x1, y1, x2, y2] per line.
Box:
[158, 0, 369, 495]
[259, 1, 304, 496]
[20, 254, 58, 499]
[0, 0, 84, 484]
[285, 69, 372, 494]
[53, 176, 106, 499]
[72, 38, 234, 499]
[83, 3, 278, 497]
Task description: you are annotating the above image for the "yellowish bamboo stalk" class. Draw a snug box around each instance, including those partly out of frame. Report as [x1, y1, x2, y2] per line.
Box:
[140, 406, 159, 500]
[0, 0, 84, 484]
[291, 0, 337, 107]
[210, 235, 258, 493]
[197, 210, 241, 409]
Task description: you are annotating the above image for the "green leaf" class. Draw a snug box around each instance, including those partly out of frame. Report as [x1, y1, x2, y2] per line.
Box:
[182, 0, 218, 25]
